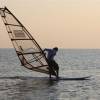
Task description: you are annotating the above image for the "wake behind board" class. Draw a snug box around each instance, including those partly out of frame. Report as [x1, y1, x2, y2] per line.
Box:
[51, 76, 91, 81]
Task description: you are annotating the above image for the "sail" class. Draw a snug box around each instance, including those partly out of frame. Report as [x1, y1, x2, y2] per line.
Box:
[0, 7, 56, 76]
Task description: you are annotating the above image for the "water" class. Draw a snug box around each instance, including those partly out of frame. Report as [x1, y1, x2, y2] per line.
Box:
[0, 49, 100, 100]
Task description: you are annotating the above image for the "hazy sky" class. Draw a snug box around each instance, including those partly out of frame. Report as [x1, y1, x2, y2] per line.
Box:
[0, 0, 100, 48]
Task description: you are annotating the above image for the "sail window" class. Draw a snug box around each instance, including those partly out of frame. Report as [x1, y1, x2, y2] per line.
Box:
[13, 30, 26, 38]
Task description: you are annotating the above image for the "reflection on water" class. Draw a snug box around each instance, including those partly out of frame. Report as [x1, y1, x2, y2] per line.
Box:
[0, 77, 58, 100]
[0, 77, 99, 100]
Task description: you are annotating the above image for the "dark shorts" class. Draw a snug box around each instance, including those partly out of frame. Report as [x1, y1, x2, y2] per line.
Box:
[48, 60, 59, 71]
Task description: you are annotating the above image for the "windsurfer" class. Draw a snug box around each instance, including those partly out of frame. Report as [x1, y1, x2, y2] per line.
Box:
[44, 47, 59, 79]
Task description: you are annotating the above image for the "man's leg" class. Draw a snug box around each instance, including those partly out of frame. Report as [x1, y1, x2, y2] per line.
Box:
[49, 72, 51, 79]
[49, 67, 52, 79]
[48, 60, 53, 79]
[56, 65, 59, 79]
[53, 61, 59, 79]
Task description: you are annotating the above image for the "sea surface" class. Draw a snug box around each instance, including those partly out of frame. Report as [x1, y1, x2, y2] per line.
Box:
[0, 49, 100, 100]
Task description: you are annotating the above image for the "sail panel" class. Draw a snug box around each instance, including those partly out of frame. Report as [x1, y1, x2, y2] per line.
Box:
[0, 7, 56, 76]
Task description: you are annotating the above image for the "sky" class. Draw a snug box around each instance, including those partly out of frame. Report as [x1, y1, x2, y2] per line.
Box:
[0, 0, 100, 48]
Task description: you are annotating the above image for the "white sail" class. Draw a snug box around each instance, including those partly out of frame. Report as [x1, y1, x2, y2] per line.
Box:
[0, 7, 57, 76]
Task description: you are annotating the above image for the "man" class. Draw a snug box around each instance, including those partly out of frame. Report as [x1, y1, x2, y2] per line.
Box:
[44, 47, 59, 79]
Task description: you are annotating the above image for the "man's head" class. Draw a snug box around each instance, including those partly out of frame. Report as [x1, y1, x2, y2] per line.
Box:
[53, 47, 58, 51]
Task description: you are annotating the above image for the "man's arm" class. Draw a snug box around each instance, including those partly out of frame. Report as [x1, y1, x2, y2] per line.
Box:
[44, 48, 51, 52]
